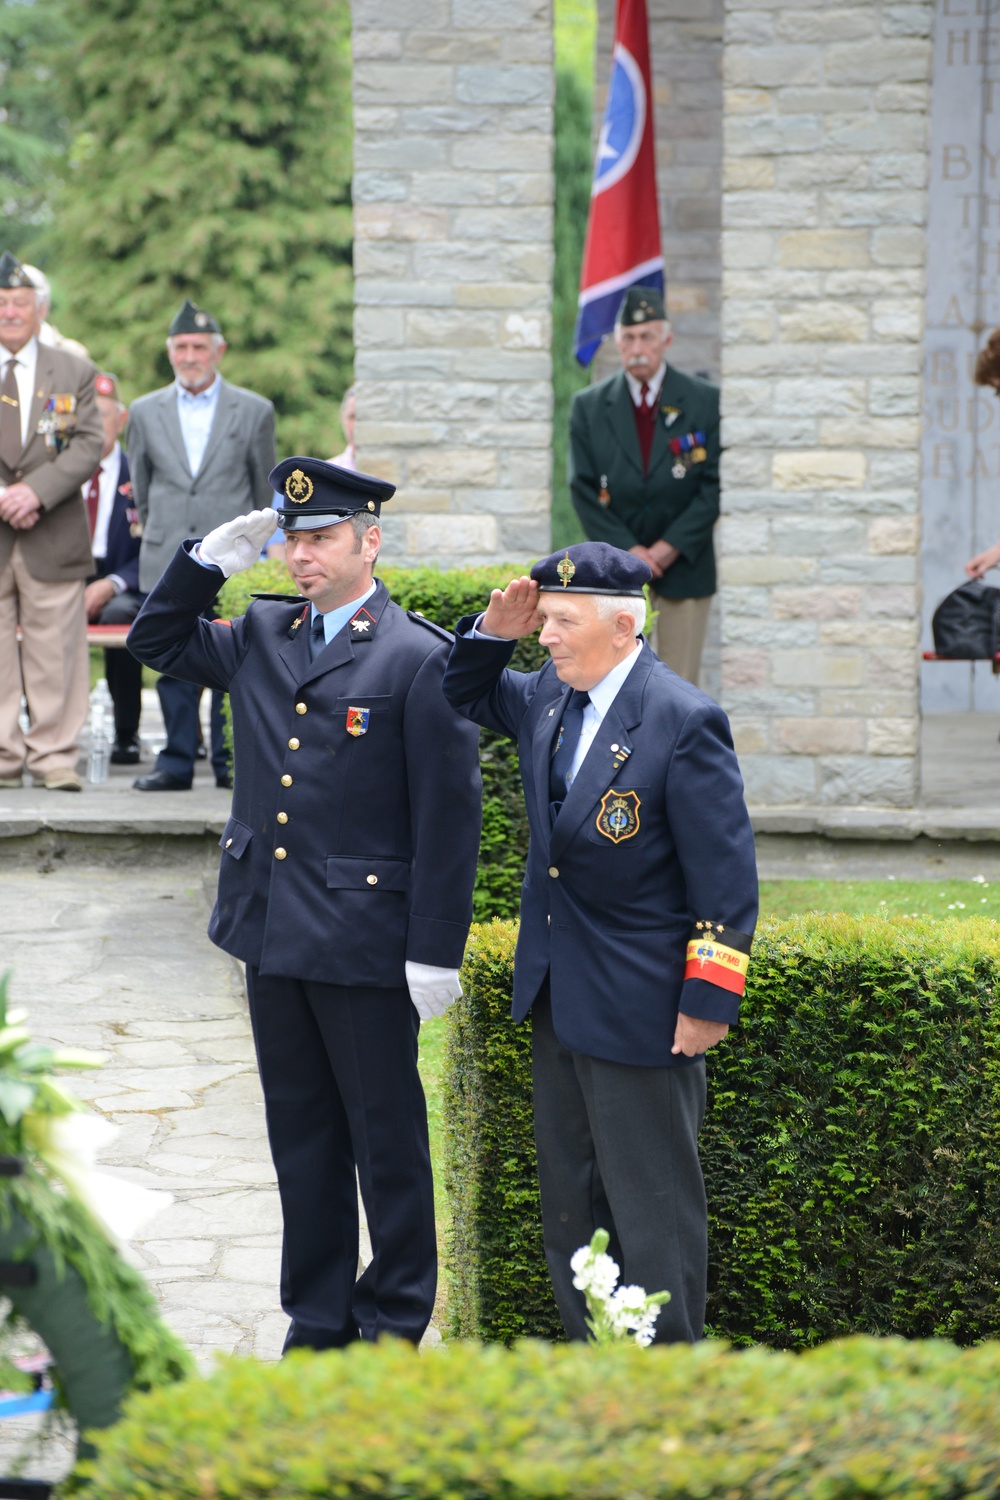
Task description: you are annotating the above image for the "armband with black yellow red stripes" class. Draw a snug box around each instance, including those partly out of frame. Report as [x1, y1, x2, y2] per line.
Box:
[684, 921, 753, 997]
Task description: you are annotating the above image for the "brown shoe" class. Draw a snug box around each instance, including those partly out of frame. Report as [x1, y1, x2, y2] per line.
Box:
[41, 769, 83, 792]
[0, 774, 22, 789]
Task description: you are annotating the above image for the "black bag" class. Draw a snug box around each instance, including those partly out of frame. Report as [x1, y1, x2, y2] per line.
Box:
[931, 579, 1000, 659]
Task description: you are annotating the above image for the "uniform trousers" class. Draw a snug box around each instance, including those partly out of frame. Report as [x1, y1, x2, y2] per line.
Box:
[154, 676, 228, 783]
[0, 543, 89, 778]
[531, 990, 708, 1344]
[95, 591, 144, 745]
[245, 967, 436, 1350]
[654, 595, 713, 687]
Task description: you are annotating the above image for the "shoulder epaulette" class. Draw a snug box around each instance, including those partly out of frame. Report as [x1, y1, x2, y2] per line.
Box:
[406, 609, 453, 643]
[250, 592, 307, 603]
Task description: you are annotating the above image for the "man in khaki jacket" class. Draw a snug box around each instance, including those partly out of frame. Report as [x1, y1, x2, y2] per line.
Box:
[0, 252, 102, 790]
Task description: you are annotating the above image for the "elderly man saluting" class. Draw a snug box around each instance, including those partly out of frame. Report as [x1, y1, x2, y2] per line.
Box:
[443, 542, 758, 1344]
[0, 252, 102, 792]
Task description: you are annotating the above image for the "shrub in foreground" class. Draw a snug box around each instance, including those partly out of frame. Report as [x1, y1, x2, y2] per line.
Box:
[446, 914, 1000, 1346]
[80, 1336, 1000, 1498]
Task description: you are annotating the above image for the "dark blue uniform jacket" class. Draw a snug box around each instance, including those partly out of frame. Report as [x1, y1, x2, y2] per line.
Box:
[129, 547, 482, 986]
[94, 451, 141, 595]
[443, 625, 758, 1068]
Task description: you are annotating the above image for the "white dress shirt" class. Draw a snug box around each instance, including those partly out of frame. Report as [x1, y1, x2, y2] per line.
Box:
[565, 643, 643, 784]
[90, 439, 126, 592]
[624, 361, 666, 408]
[1, 335, 39, 449]
[175, 376, 221, 475]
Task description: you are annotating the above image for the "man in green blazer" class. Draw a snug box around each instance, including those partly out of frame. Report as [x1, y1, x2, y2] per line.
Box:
[568, 287, 719, 685]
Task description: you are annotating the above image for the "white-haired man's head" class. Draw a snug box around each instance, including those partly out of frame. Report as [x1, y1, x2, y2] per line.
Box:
[537, 591, 644, 692]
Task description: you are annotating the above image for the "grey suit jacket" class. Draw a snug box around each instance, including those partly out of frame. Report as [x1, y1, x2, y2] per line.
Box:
[0, 343, 103, 581]
[126, 376, 277, 593]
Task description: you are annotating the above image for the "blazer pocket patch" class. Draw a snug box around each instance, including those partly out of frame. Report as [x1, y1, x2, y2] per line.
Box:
[595, 788, 641, 843]
[219, 817, 253, 859]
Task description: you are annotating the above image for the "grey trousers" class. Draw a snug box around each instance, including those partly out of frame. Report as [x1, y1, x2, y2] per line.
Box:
[531, 992, 708, 1344]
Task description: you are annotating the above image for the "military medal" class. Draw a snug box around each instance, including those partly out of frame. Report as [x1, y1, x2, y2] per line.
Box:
[595, 789, 641, 843]
[669, 430, 707, 480]
[346, 706, 370, 737]
[598, 475, 610, 508]
[37, 393, 78, 453]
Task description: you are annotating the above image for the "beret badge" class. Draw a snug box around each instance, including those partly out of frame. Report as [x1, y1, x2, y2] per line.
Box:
[285, 468, 314, 504]
[556, 551, 576, 588]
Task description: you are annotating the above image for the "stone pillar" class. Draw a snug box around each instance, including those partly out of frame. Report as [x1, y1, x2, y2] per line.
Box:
[350, 0, 555, 568]
[720, 0, 931, 807]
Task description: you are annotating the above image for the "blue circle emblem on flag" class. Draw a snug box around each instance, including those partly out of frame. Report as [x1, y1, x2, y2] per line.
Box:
[593, 43, 647, 197]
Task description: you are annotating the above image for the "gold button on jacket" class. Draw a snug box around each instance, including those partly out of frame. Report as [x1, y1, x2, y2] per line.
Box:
[288, 738, 300, 750]
[295, 702, 307, 715]
[277, 812, 288, 824]
[274, 847, 287, 860]
[281, 774, 293, 787]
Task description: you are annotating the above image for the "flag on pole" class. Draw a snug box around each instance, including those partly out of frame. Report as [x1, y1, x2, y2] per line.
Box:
[573, 0, 664, 366]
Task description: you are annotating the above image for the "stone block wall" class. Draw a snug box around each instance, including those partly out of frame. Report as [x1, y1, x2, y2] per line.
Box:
[719, 0, 931, 807]
[350, 0, 555, 569]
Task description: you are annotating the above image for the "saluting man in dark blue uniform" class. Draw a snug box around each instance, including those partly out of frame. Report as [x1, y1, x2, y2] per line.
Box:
[128, 458, 482, 1349]
[443, 542, 758, 1344]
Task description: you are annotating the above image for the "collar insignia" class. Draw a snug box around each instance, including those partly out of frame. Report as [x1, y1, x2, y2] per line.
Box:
[350, 607, 376, 635]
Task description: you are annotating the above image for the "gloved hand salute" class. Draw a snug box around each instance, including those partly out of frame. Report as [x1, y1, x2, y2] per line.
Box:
[198, 508, 278, 576]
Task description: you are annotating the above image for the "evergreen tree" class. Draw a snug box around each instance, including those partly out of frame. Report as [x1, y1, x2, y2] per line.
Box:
[49, 0, 353, 455]
[0, 0, 72, 252]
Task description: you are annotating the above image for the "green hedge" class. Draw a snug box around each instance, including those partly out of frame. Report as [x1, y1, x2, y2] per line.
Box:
[80, 1335, 1000, 1498]
[445, 913, 1000, 1347]
[219, 561, 549, 922]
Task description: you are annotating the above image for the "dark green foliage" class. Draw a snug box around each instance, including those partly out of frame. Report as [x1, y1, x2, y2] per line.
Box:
[444, 921, 562, 1343]
[47, 0, 353, 455]
[219, 561, 549, 922]
[551, 60, 592, 551]
[445, 912, 1000, 1347]
[82, 1334, 1000, 1498]
[0, 0, 72, 250]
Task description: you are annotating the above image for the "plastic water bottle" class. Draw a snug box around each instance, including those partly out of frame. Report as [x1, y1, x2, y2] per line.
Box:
[87, 679, 113, 784]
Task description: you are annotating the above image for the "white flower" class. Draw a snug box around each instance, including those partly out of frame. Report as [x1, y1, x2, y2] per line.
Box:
[571, 1246, 620, 1298]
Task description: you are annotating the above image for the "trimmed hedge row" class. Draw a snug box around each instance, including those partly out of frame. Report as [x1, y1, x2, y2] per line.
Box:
[81, 1336, 1000, 1498]
[445, 913, 1000, 1347]
[219, 560, 549, 921]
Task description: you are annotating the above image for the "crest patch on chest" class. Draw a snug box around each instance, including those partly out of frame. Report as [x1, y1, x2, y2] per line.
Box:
[346, 706, 370, 737]
[595, 788, 641, 843]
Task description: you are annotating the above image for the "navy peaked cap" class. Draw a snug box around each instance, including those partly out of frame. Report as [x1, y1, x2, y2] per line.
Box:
[531, 542, 651, 597]
[270, 456, 395, 531]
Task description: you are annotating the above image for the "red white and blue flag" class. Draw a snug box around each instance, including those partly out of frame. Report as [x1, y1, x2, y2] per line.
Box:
[573, 0, 664, 366]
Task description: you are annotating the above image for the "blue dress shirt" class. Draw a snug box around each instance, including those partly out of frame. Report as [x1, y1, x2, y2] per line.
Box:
[176, 376, 222, 475]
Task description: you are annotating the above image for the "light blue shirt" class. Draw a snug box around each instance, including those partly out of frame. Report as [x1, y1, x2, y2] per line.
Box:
[176, 376, 222, 475]
[312, 580, 378, 646]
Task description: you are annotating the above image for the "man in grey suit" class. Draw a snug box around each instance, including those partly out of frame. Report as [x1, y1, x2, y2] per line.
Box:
[126, 300, 276, 790]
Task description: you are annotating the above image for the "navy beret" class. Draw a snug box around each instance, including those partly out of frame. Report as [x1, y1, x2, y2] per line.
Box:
[270, 456, 395, 531]
[531, 542, 651, 597]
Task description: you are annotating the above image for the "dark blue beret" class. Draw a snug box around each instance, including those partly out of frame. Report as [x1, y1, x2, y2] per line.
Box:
[530, 542, 651, 597]
[270, 456, 395, 532]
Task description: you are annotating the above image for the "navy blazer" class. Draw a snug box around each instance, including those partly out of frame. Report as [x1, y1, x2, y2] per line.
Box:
[443, 625, 758, 1068]
[92, 450, 141, 596]
[128, 548, 483, 986]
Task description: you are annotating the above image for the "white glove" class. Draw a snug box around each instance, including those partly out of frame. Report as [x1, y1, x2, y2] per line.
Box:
[405, 961, 463, 1022]
[198, 508, 279, 576]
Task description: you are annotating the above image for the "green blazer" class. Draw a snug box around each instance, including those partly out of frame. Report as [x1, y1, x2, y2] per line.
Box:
[568, 365, 720, 600]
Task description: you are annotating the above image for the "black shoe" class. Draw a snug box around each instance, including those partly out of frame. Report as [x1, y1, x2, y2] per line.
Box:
[215, 773, 233, 790]
[110, 738, 141, 765]
[133, 771, 192, 792]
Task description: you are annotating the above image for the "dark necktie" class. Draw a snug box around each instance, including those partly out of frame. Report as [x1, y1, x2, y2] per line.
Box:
[85, 470, 101, 540]
[0, 359, 21, 471]
[309, 611, 326, 661]
[549, 690, 590, 821]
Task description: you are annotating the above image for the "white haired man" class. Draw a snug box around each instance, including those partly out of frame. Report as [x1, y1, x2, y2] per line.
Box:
[125, 300, 276, 791]
[443, 541, 758, 1344]
[0, 251, 102, 791]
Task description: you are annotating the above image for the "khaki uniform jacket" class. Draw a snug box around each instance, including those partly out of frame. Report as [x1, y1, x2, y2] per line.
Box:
[568, 366, 720, 600]
[0, 343, 102, 582]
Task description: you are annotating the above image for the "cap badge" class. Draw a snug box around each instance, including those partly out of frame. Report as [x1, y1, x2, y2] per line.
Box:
[285, 468, 314, 504]
[367, 501, 375, 511]
[595, 789, 641, 843]
[556, 551, 576, 588]
[346, 706, 370, 737]
[194, 311, 209, 328]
